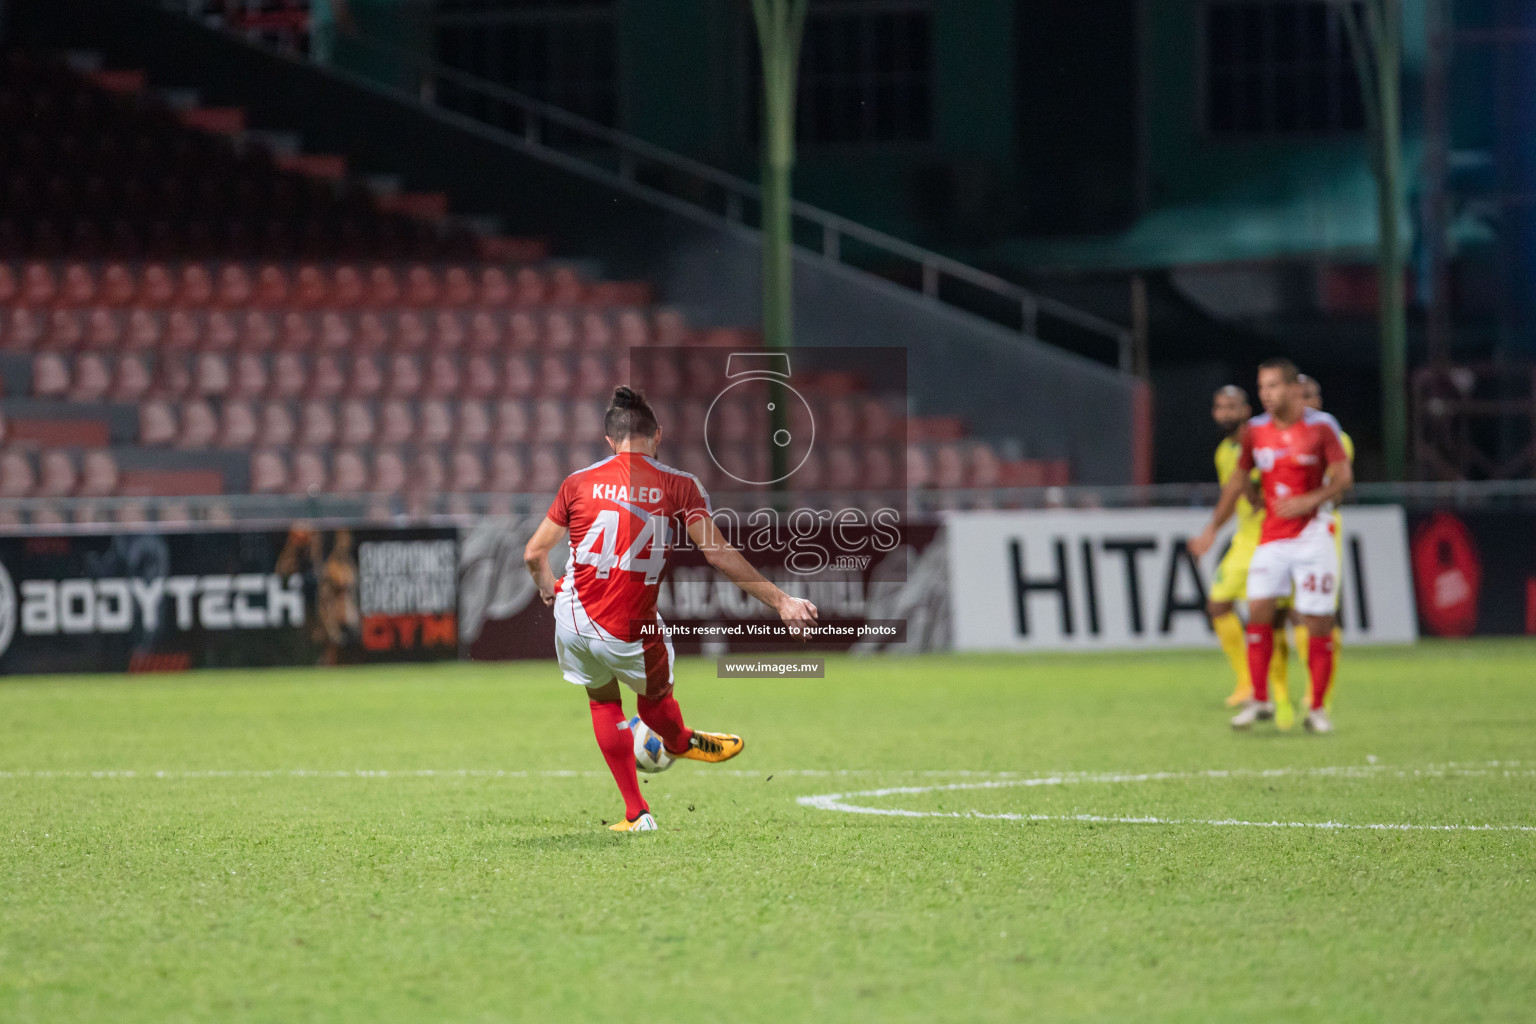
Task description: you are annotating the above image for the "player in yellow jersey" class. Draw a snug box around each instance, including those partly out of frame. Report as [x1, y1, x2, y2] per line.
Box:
[1205, 385, 1294, 724]
[1290, 374, 1353, 712]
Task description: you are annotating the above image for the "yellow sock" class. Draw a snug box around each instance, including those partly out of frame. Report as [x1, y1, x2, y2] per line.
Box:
[1213, 612, 1250, 702]
[1272, 629, 1293, 728]
[1294, 622, 1310, 656]
[1327, 626, 1342, 709]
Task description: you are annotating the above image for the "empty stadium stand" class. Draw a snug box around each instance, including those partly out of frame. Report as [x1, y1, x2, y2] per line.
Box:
[0, 49, 1065, 524]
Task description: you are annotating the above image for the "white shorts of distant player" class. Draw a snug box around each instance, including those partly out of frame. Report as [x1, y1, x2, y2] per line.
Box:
[1246, 514, 1341, 617]
[554, 621, 676, 696]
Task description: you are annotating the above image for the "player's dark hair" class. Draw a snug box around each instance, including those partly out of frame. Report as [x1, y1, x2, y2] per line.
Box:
[604, 385, 659, 441]
[1258, 357, 1299, 383]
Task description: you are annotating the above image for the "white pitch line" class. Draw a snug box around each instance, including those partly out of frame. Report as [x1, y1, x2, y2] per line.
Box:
[797, 764, 1536, 833]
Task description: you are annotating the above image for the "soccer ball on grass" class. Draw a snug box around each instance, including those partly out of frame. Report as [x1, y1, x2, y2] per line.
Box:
[626, 716, 676, 774]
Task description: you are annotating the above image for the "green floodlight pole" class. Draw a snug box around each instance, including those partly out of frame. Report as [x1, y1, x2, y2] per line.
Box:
[750, 0, 808, 489]
[1340, 0, 1407, 480]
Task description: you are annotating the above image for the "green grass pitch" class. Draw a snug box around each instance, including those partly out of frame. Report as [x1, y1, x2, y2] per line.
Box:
[2, 640, 1534, 1023]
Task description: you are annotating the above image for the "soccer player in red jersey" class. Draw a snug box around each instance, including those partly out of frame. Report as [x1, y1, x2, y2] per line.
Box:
[1188, 359, 1354, 734]
[523, 386, 819, 832]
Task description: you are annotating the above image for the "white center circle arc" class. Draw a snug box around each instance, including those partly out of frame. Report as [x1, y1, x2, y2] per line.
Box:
[796, 764, 1536, 833]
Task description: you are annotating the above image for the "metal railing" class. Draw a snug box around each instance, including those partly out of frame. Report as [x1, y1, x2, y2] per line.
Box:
[5, 480, 1536, 534]
[152, 0, 1135, 371]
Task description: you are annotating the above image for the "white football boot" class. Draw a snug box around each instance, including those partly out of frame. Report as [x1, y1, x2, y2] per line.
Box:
[1303, 708, 1334, 734]
[1230, 699, 1276, 730]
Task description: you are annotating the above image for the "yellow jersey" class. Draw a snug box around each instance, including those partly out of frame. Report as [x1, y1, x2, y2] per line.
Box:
[1215, 436, 1264, 544]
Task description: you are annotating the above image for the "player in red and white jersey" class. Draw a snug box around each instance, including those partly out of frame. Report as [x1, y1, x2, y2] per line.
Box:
[1189, 358, 1353, 734]
[523, 386, 818, 832]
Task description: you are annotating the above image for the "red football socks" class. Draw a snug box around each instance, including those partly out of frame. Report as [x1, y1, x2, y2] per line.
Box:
[589, 699, 647, 820]
[1308, 633, 1335, 710]
[1245, 624, 1274, 703]
[636, 693, 693, 755]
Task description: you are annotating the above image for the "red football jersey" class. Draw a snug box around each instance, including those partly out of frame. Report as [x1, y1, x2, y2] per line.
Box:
[546, 452, 712, 641]
[1238, 408, 1350, 543]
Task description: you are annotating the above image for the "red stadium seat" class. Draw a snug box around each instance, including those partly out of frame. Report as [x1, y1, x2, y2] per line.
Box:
[528, 445, 564, 490]
[489, 448, 525, 491]
[78, 449, 120, 497]
[507, 311, 539, 349]
[278, 311, 315, 350]
[293, 264, 329, 307]
[255, 264, 289, 307]
[218, 400, 259, 449]
[152, 353, 192, 399]
[0, 450, 36, 497]
[268, 352, 307, 399]
[449, 447, 485, 491]
[932, 444, 967, 489]
[239, 310, 277, 351]
[0, 264, 16, 304]
[257, 402, 296, 448]
[60, 262, 95, 305]
[205, 310, 239, 351]
[550, 267, 585, 304]
[366, 265, 401, 306]
[140, 263, 175, 305]
[338, 399, 375, 446]
[298, 400, 338, 446]
[83, 308, 122, 349]
[494, 399, 529, 442]
[386, 354, 422, 398]
[431, 310, 465, 351]
[404, 264, 439, 306]
[456, 400, 491, 444]
[138, 400, 177, 446]
[45, 308, 84, 350]
[539, 354, 573, 396]
[178, 264, 213, 307]
[501, 355, 535, 397]
[317, 310, 353, 350]
[20, 262, 56, 305]
[164, 310, 201, 352]
[2, 308, 43, 351]
[215, 264, 253, 306]
[333, 265, 365, 307]
[862, 445, 899, 490]
[331, 447, 368, 492]
[123, 309, 161, 351]
[249, 449, 288, 494]
[478, 266, 513, 306]
[309, 353, 346, 398]
[194, 353, 231, 396]
[545, 310, 577, 351]
[570, 400, 605, 440]
[616, 309, 650, 348]
[395, 310, 429, 352]
[109, 354, 152, 402]
[419, 399, 453, 445]
[467, 310, 502, 351]
[532, 397, 567, 442]
[357, 311, 391, 351]
[231, 352, 268, 398]
[378, 398, 414, 445]
[176, 400, 219, 449]
[290, 449, 327, 493]
[411, 448, 446, 492]
[906, 445, 932, 489]
[425, 354, 459, 398]
[347, 354, 384, 398]
[100, 263, 136, 306]
[31, 352, 70, 397]
[371, 448, 407, 493]
[35, 449, 77, 497]
[68, 353, 111, 401]
[576, 311, 610, 351]
[462, 354, 499, 399]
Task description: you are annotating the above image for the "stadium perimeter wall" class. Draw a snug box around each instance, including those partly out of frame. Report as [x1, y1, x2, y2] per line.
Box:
[4, 505, 1535, 674]
[8, 0, 1141, 484]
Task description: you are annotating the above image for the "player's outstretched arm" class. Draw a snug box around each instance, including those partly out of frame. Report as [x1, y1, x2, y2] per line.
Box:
[1188, 467, 1252, 558]
[686, 515, 818, 636]
[523, 517, 569, 607]
[1276, 457, 1354, 519]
